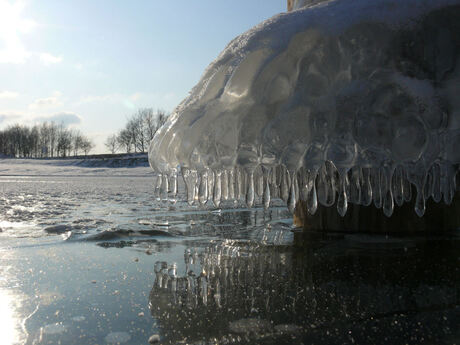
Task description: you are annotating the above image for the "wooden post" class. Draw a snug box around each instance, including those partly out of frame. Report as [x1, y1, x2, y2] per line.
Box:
[294, 193, 460, 234]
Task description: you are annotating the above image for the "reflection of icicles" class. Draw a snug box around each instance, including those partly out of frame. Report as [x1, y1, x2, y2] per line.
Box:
[337, 173, 349, 217]
[228, 169, 235, 201]
[246, 171, 255, 208]
[199, 170, 209, 205]
[287, 176, 296, 213]
[307, 173, 318, 215]
[263, 174, 271, 210]
[213, 170, 222, 207]
[221, 170, 229, 201]
[371, 168, 382, 209]
[392, 166, 404, 207]
[361, 168, 372, 207]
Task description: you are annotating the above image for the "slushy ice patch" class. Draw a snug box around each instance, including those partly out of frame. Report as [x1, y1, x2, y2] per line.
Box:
[149, 0, 460, 218]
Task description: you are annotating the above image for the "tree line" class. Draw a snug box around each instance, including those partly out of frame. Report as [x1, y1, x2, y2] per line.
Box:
[105, 108, 168, 154]
[0, 122, 94, 158]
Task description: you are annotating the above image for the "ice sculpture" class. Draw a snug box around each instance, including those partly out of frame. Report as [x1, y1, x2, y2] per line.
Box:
[149, 0, 460, 229]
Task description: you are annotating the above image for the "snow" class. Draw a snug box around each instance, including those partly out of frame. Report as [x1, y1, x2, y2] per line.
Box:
[0, 155, 153, 176]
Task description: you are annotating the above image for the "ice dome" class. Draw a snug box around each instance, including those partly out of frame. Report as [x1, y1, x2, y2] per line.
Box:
[149, 0, 460, 221]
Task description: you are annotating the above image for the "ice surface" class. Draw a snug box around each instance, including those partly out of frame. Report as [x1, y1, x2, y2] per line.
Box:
[149, 0, 460, 217]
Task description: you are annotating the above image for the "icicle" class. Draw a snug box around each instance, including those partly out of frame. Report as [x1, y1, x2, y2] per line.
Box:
[228, 169, 235, 201]
[349, 167, 362, 205]
[270, 166, 278, 198]
[317, 164, 327, 206]
[423, 168, 433, 200]
[403, 170, 412, 202]
[255, 168, 264, 199]
[213, 170, 222, 207]
[275, 165, 283, 198]
[324, 161, 337, 206]
[154, 173, 163, 198]
[235, 168, 242, 200]
[294, 171, 300, 205]
[383, 188, 394, 217]
[415, 186, 426, 217]
[381, 166, 394, 217]
[184, 169, 198, 205]
[263, 173, 271, 210]
[246, 171, 255, 208]
[361, 168, 372, 207]
[161, 174, 169, 201]
[371, 168, 382, 208]
[170, 172, 178, 197]
[287, 175, 296, 213]
[432, 163, 441, 203]
[441, 163, 455, 205]
[221, 170, 229, 201]
[194, 181, 199, 203]
[337, 172, 349, 217]
[307, 172, 318, 215]
[280, 168, 289, 202]
[198, 170, 208, 205]
[298, 168, 309, 201]
[392, 166, 404, 207]
[207, 170, 215, 203]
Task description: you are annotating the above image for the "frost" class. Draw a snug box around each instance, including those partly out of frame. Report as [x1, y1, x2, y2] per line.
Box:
[149, 0, 460, 217]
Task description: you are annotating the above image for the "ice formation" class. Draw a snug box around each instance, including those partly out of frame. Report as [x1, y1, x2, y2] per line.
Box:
[149, 0, 460, 218]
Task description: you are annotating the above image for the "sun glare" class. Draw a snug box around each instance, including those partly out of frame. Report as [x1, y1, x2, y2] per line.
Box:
[0, 0, 36, 63]
[0, 290, 20, 345]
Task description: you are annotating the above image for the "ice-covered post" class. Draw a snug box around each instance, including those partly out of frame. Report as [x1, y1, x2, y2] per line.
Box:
[149, 0, 460, 234]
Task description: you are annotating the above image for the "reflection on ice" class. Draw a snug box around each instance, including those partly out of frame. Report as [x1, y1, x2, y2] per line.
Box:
[0, 290, 21, 345]
[150, 236, 459, 344]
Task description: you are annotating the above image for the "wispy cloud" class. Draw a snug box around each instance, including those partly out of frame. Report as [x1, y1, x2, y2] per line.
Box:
[0, 110, 22, 123]
[35, 112, 82, 126]
[29, 91, 62, 109]
[0, 110, 82, 127]
[75, 92, 179, 110]
[0, 91, 19, 99]
[39, 52, 63, 66]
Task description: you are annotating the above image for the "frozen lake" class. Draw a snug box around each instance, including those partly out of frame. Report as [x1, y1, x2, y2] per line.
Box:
[0, 168, 458, 344]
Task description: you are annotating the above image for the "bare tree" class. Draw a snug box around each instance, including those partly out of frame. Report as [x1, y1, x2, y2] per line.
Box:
[143, 108, 157, 143]
[81, 138, 94, 156]
[105, 134, 119, 154]
[117, 129, 132, 153]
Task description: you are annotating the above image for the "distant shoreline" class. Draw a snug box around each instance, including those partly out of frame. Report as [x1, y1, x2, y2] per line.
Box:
[0, 153, 154, 176]
[0, 152, 148, 161]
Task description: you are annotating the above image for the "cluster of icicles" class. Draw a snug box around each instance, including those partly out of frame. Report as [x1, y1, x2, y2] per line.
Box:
[154, 161, 459, 218]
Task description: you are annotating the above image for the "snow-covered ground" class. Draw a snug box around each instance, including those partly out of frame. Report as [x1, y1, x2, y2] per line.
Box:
[0, 155, 153, 176]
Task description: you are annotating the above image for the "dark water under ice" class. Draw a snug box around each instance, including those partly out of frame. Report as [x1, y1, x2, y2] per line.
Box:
[0, 175, 458, 345]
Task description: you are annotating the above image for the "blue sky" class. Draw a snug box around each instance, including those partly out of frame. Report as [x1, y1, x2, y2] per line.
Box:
[0, 0, 285, 152]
